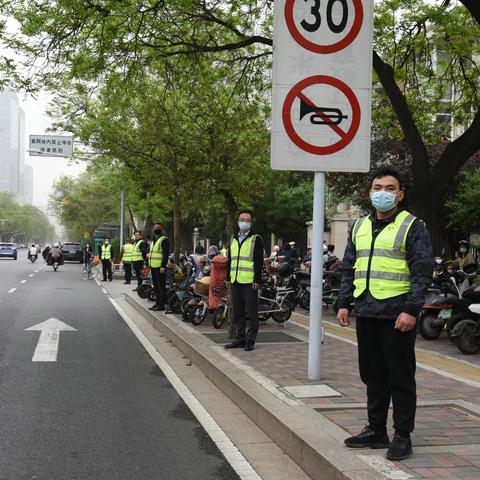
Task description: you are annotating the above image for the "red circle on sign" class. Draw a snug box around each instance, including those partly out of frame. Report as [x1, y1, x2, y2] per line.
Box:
[282, 75, 361, 155]
[285, 0, 364, 54]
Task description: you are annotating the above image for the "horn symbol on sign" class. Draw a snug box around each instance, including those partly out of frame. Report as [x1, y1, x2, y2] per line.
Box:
[300, 99, 348, 126]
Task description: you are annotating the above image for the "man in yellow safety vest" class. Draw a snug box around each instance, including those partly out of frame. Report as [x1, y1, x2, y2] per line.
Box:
[132, 230, 147, 291]
[147, 223, 169, 311]
[225, 210, 264, 352]
[100, 238, 113, 282]
[121, 239, 134, 285]
[337, 167, 433, 461]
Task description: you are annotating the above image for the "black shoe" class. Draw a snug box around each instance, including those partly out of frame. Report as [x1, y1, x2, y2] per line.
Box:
[165, 310, 174, 314]
[244, 343, 254, 351]
[123, 282, 130, 285]
[132, 288, 138, 292]
[344, 425, 390, 449]
[386, 432, 412, 461]
[149, 305, 158, 311]
[108, 279, 112, 282]
[224, 341, 245, 349]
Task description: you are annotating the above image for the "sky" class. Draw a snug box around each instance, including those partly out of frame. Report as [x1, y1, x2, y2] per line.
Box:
[19, 92, 86, 208]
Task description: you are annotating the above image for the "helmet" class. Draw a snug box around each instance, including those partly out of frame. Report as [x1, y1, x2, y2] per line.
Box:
[458, 240, 469, 247]
[32, 243, 35, 246]
[273, 245, 280, 252]
[53, 243, 59, 248]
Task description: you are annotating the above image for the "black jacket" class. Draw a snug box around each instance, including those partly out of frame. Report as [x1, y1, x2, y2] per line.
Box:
[338, 210, 434, 319]
[227, 231, 264, 284]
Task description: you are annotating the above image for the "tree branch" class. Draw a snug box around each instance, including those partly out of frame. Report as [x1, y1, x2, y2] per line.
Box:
[373, 50, 430, 185]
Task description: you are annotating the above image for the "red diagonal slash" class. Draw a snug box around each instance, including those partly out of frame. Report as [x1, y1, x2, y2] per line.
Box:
[298, 92, 347, 139]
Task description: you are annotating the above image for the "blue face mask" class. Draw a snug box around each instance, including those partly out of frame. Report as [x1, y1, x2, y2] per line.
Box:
[371, 191, 397, 213]
[238, 221, 251, 231]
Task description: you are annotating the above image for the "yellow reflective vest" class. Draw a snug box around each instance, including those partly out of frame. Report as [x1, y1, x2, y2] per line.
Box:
[101, 244, 112, 260]
[352, 210, 417, 300]
[122, 243, 133, 264]
[132, 239, 144, 262]
[230, 234, 259, 284]
[149, 236, 167, 268]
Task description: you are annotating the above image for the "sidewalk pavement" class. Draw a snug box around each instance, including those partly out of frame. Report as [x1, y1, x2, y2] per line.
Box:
[104, 279, 480, 480]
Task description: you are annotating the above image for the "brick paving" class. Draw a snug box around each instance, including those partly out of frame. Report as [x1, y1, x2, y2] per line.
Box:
[188, 310, 480, 480]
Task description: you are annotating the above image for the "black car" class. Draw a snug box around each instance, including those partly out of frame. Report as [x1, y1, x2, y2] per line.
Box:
[61, 242, 83, 263]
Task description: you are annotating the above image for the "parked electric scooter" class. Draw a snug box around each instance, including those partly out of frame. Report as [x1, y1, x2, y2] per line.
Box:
[418, 268, 476, 340]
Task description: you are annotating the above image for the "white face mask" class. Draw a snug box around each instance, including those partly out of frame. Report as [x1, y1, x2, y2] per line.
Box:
[238, 221, 251, 231]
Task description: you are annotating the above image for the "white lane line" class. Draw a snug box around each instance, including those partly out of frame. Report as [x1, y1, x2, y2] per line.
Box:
[102, 288, 108, 295]
[34, 270, 39, 273]
[95, 279, 101, 287]
[358, 455, 414, 480]
[8, 288, 17, 293]
[29, 274, 34, 277]
[20, 280, 26, 284]
[109, 298, 262, 480]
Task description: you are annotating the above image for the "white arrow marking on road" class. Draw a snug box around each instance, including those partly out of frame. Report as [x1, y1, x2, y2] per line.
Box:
[25, 318, 77, 362]
[8, 288, 16, 293]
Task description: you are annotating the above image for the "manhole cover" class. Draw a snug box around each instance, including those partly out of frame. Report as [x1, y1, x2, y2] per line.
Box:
[320, 405, 480, 446]
[204, 331, 302, 344]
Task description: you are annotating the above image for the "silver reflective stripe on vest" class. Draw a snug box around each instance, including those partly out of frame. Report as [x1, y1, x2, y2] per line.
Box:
[394, 214, 415, 250]
[235, 267, 255, 272]
[355, 271, 410, 282]
[352, 217, 367, 245]
[356, 248, 405, 259]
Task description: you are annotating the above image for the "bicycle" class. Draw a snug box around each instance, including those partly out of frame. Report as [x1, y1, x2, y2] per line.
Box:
[82, 261, 98, 280]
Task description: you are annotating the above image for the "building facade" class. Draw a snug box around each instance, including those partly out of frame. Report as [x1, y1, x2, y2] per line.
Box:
[0, 91, 26, 203]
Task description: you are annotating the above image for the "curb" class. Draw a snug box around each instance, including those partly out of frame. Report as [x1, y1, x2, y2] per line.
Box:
[125, 293, 385, 480]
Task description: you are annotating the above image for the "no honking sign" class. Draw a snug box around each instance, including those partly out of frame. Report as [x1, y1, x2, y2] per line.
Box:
[271, 0, 373, 172]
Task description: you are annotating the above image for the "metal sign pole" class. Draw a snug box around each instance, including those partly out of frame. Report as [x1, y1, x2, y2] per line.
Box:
[308, 171, 326, 380]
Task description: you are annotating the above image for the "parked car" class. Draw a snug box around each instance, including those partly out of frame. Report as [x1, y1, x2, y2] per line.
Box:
[61, 242, 83, 263]
[0, 242, 17, 260]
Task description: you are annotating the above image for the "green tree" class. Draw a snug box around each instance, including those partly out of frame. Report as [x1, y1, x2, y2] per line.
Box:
[446, 167, 480, 233]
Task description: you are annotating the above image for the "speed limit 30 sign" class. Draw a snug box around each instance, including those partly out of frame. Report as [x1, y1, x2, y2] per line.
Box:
[271, 0, 373, 172]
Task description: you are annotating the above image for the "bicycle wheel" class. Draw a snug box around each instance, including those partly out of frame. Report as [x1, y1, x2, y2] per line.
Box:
[212, 305, 226, 329]
[88, 265, 98, 279]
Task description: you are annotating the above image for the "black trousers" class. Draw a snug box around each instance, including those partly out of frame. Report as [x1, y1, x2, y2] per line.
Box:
[231, 283, 259, 344]
[133, 261, 144, 287]
[356, 317, 417, 434]
[151, 268, 167, 308]
[101, 259, 112, 281]
[123, 263, 132, 284]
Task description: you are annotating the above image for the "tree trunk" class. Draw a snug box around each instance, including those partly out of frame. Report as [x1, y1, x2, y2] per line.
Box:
[127, 205, 137, 234]
[144, 213, 153, 238]
[223, 189, 237, 239]
[173, 198, 181, 264]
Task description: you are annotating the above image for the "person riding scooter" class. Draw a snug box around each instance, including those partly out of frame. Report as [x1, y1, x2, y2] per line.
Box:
[28, 243, 38, 261]
[450, 240, 476, 273]
[47, 243, 64, 266]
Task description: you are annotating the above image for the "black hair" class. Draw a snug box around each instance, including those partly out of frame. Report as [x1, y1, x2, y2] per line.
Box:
[237, 209, 254, 219]
[370, 167, 404, 190]
[134, 230, 142, 235]
[154, 223, 163, 227]
[327, 244, 335, 252]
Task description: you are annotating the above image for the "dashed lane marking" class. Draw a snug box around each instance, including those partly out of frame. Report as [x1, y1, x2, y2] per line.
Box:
[109, 298, 262, 480]
[8, 288, 17, 293]
[102, 288, 108, 295]
[20, 280, 26, 284]
[29, 274, 34, 277]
